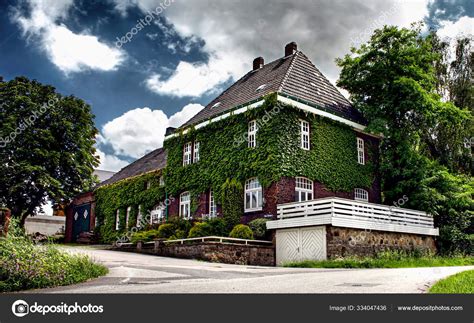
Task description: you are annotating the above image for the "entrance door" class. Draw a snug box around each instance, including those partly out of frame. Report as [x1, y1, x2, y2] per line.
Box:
[72, 203, 91, 242]
[275, 226, 326, 266]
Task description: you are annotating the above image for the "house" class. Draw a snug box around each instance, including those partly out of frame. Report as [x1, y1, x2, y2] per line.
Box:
[65, 42, 438, 264]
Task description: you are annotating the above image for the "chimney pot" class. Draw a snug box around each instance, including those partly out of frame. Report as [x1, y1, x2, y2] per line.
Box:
[285, 42, 298, 56]
[253, 57, 264, 70]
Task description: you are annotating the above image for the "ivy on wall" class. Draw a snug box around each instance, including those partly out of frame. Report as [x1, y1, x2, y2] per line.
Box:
[164, 94, 376, 202]
[94, 171, 165, 242]
[93, 94, 377, 242]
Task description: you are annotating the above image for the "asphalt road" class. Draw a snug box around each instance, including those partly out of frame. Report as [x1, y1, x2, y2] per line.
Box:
[35, 246, 474, 294]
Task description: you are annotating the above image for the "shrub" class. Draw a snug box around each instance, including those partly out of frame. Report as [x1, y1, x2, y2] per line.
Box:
[248, 218, 268, 240]
[130, 229, 160, 243]
[188, 222, 212, 238]
[157, 223, 175, 239]
[207, 217, 228, 236]
[221, 179, 243, 232]
[168, 229, 186, 240]
[229, 224, 254, 240]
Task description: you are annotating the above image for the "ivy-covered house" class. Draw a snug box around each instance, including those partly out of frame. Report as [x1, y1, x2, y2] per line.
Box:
[66, 42, 438, 262]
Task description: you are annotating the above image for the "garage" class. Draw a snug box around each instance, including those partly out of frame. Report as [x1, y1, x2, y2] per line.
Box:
[275, 226, 326, 266]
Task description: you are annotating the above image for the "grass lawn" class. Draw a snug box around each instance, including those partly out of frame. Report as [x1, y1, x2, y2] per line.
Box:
[429, 270, 474, 294]
[284, 254, 474, 269]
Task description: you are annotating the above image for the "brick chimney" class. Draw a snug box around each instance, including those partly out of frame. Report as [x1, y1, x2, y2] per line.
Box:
[285, 42, 298, 56]
[253, 57, 264, 70]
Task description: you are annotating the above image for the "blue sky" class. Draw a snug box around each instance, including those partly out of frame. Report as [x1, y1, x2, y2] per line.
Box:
[0, 0, 472, 171]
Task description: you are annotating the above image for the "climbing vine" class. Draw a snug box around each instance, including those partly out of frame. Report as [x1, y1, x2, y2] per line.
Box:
[164, 94, 376, 202]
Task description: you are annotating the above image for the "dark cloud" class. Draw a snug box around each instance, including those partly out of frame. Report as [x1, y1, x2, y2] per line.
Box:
[425, 0, 474, 28]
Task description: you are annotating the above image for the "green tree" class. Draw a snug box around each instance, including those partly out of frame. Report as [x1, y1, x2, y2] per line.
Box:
[336, 25, 473, 253]
[0, 77, 98, 226]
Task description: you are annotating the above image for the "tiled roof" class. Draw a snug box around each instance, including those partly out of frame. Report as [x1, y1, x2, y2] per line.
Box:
[182, 50, 365, 127]
[97, 148, 167, 187]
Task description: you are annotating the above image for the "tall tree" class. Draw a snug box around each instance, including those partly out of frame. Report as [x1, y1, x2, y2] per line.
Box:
[0, 77, 99, 226]
[336, 25, 473, 253]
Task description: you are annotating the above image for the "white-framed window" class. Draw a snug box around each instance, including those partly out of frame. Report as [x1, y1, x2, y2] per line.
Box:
[209, 190, 217, 218]
[183, 142, 192, 166]
[115, 209, 120, 231]
[146, 181, 151, 189]
[248, 120, 257, 148]
[300, 119, 310, 150]
[357, 137, 365, 165]
[159, 176, 165, 187]
[354, 188, 369, 202]
[151, 204, 165, 224]
[125, 206, 131, 229]
[136, 205, 143, 228]
[193, 141, 200, 162]
[180, 192, 191, 219]
[245, 178, 263, 212]
[295, 177, 313, 202]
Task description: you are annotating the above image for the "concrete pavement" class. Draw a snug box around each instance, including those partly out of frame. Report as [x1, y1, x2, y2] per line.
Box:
[34, 246, 474, 294]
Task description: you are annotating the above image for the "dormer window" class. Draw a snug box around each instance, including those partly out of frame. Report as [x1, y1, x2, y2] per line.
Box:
[357, 137, 365, 165]
[255, 84, 267, 92]
[211, 102, 221, 109]
[300, 119, 310, 150]
[248, 120, 257, 148]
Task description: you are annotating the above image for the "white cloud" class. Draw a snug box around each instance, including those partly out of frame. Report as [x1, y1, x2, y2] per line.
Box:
[128, 0, 429, 98]
[100, 103, 204, 158]
[14, 0, 125, 73]
[436, 16, 474, 39]
[96, 149, 129, 172]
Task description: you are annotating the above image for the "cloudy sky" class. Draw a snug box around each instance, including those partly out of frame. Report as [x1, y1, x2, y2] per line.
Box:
[0, 0, 472, 171]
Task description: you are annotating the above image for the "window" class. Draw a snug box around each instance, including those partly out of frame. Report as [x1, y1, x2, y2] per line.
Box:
[245, 178, 263, 212]
[209, 190, 217, 218]
[146, 181, 151, 189]
[357, 137, 365, 165]
[151, 204, 165, 224]
[137, 205, 143, 228]
[354, 188, 369, 202]
[248, 120, 257, 148]
[183, 142, 192, 165]
[115, 209, 120, 231]
[295, 177, 313, 202]
[300, 119, 310, 150]
[180, 192, 191, 219]
[125, 206, 131, 229]
[159, 176, 165, 187]
[193, 141, 200, 162]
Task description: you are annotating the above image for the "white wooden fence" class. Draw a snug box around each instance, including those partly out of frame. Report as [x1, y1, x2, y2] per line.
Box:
[267, 197, 439, 236]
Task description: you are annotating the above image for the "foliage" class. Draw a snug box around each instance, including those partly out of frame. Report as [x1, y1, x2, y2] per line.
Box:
[248, 218, 269, 240]
[157, 218, 192, 240]
[187, 218, 228, 238]
[0, 219, 107, 292]
[94, 170, 166, 242]
[130, 229, 160, 243]
[229, 224, 254, 240]
[188, 222, 212, 238]
[163, 94, 374, 213]
[284, 250, 474, 268]
[0, 77, 99, 226]
[157, 223, 175, 239]
[336, 24, 473, 253]
[221, 179, 243, 232]
[429, 270, 474, 294]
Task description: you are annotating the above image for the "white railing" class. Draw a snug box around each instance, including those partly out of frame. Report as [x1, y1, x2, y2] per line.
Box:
[162, 236, 273, 245]
[268, 197, 438, 236]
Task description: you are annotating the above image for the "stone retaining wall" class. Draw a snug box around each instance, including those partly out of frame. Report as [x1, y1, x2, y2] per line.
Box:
[115, 241, 275, 266]
[326, 226, 437, 258]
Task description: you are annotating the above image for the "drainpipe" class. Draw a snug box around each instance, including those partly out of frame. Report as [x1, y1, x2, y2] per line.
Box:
[165, 191, 169, 221]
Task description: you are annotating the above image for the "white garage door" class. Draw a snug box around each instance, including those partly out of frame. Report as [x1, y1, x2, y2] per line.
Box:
[275, 226, 326, 266]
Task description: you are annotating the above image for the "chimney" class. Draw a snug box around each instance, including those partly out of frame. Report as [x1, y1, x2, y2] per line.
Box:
[285, 42, 298, 56]
[253, 57, 264, 70]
